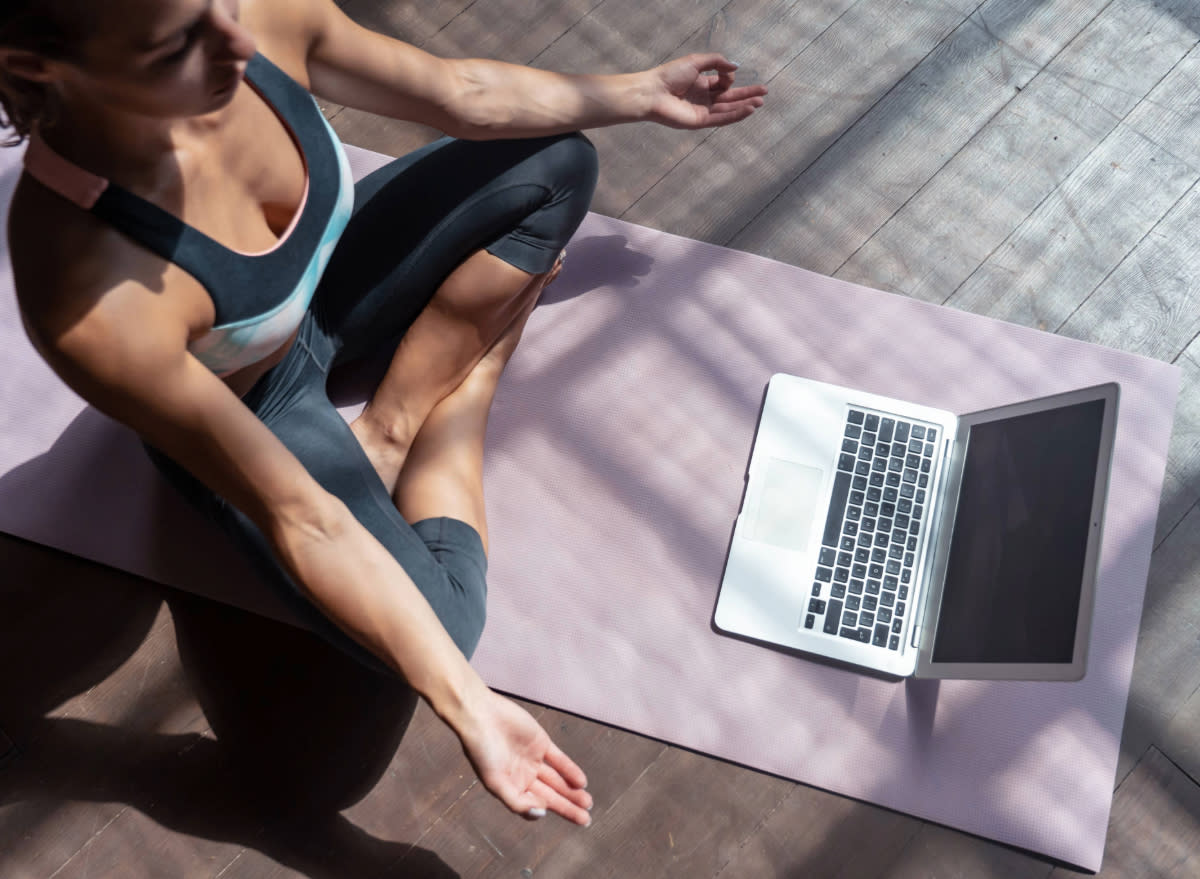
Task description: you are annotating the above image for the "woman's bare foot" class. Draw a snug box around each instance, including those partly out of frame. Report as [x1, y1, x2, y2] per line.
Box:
[349, 251, 564, 495]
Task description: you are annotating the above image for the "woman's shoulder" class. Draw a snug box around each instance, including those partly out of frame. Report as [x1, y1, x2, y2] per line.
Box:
[9, 172, 207, 352]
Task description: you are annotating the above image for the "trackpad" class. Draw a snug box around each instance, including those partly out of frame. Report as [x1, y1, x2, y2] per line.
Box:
[747, 457, 825, 552]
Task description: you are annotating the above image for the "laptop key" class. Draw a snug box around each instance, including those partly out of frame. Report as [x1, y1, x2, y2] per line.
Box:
[925, 442, 935, 457]
[878, 607, 892, 624]
[926, 428, 937, 443]
[854, 547, 870, 563]
[859, 611, 875, 628]
[903, 468, 918, 484]
[884, 575, 898, 590]
[805, 614, 815, 629]
[845, 423, 862, 439]
[896, 601, 906, 617]
[809, 598, 826, 614]
[889, 635, 900, 650]
[846, 595, 860, 611]
[895, 421, 910, 443]
[869, 471, 885, 486]
[865, 414, 879, 432]
[821, 471, 852, 546]
[873, 624, 890, 647]
[855, 460, 871, 476]
[886, 560, 901, 575]
[832, 582, 846, 599]
[866, 579, 881, 595]
[853, 475, 868, 491]
[900, 483, 915, 500]
[880, 590, 896, 607]
[841, 536, 855, 551]
[871, 548, 886, 563]
[815, 566, 832, 582]
[834, 567, 850, 583]
[819, 547, 836, 566]
[812, 583, 822, 597]
[848, 409, 866, 425]
[842, 610, 858, 628]
[892, 618, 903, 634]
[918, 473, 929, 488]
[824, 600, 843, 635]
[911, 425, 926, 440]
[839, 453, 855, 471]
[851, 563, 867, 579]
[899, 585, 909, 600]
[849, 579, 864, 595]
[863, 595, 878, 612]
[880, 418, 895, 442]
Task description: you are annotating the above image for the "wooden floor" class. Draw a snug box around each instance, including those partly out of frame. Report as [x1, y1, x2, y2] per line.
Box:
[4, 0, 1200, 875]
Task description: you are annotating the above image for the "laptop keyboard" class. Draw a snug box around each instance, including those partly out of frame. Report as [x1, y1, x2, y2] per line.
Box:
[803, 408, 939, 651]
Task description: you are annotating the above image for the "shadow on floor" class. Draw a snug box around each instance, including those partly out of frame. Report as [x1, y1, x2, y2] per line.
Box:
[0, 546, 458, 877]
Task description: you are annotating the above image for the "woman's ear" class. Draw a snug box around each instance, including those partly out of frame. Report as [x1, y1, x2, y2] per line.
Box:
[0, 48, 58, 84]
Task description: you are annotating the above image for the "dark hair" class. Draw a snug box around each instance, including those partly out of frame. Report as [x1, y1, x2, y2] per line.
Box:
[0, 1, 92, 145]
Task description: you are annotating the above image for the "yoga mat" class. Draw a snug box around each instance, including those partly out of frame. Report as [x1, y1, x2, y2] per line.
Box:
[0, 142, 1178, 871]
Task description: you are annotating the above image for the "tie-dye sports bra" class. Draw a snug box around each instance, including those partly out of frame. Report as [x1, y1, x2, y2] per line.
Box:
[22, 52, 354, 377]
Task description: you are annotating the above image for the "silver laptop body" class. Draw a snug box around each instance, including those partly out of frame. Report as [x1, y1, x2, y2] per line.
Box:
[714, 374, 1118, 680]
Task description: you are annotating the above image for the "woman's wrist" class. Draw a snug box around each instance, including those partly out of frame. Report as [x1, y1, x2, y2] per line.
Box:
[425, 657, 492, 736]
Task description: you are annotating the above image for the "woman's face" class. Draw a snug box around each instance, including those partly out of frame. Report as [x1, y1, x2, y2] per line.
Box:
[59, 0, 257, 120]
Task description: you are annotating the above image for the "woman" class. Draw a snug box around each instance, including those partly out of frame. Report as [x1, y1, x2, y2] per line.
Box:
[0, 0, 765, 825]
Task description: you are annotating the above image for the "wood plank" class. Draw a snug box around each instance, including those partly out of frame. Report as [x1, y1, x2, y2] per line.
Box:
[727, 0, 1112, 275]
[339, 0, 478, 47]
[706, 783, 921, 877]
[1059, 186, 1200, 360]
[1154, 354, 1200, 546]
[566, 0, 859, 217]
[619, 0, 980, 241]
[519, 745, 794, 878]
[0, 535, 186, 879]
[1051, 747, 1200, 878]
[943, 43, 1200, 328]
[1116, 501, 1200, 786]
[837, 0, 1200, 303]
[885, 823, 1054, 879]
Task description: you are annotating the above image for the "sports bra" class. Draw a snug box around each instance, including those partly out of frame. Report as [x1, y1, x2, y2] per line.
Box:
[22, 52, 355, 377]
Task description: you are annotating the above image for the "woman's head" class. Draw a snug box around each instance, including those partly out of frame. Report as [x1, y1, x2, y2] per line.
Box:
[0, 0, 256, 144]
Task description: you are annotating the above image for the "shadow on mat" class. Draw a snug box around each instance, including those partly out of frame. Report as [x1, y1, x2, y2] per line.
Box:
[0, 557, 458, 878]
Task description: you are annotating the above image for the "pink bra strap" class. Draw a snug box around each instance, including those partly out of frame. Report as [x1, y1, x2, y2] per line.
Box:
[23, 130, 109, 210]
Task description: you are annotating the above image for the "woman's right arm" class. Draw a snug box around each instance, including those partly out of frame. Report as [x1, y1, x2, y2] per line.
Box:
[22, 274, 592, 824]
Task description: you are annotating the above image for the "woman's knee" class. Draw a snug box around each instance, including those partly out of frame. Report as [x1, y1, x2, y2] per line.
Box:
[542, 131, 600, 209]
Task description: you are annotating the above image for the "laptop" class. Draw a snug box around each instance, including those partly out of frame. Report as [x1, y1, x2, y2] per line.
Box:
[714, 374, 1119, 680]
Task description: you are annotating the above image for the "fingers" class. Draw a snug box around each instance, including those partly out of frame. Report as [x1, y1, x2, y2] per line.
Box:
[529, 776, 593, 826]
[686, 51, 741, 74]
[544, 738, 588, 790]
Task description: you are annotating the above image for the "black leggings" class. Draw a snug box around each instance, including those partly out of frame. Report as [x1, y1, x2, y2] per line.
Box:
[149, 133, 599, 674]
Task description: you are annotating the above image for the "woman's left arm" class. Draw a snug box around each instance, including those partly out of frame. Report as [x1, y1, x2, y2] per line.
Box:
[277, 0, 766, 138]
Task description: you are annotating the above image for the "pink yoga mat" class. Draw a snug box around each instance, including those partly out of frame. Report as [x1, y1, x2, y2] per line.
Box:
[0, 143, 1179, 871]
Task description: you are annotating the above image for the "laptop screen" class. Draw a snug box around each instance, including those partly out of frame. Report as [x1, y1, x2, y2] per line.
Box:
[930, 399, 1107, 664]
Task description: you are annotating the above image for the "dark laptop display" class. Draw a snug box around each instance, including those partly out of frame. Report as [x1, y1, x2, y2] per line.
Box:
[930, 400, 1107, 664]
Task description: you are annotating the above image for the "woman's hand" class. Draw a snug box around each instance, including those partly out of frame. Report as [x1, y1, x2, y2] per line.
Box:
[645, 53, 767, 130]
[454, 684, 593, 825]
